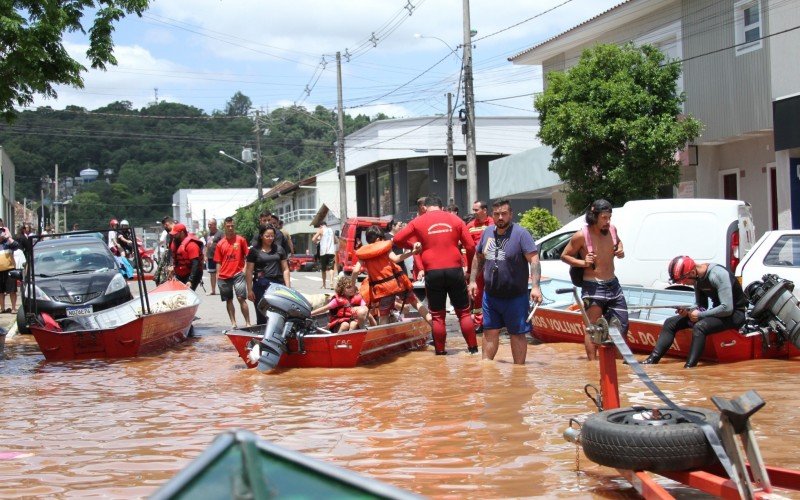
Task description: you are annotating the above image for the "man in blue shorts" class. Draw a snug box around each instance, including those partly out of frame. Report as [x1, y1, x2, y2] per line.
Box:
[469, 199, 542, 364]
[561, 199, 628, 360]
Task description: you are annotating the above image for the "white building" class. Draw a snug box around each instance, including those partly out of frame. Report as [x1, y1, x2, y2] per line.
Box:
[265, 167, 356, 255]
[344, 116, 544, 220]
[171, 188, 259, 233]
[0, 147, 16, 228]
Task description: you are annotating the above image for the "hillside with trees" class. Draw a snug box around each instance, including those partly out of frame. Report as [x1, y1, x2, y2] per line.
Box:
[0, 93, 388, 229]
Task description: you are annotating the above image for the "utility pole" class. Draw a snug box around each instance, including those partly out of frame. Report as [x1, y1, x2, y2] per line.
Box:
[462, 0, 478, 204]
[253, 110, 264, 199]
[336, 51, 348, 222]
[54, 164, 59, 233]
[446, 93, 455, 206]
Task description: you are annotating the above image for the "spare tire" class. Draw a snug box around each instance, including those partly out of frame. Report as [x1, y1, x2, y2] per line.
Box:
[581, 406, 719, 472]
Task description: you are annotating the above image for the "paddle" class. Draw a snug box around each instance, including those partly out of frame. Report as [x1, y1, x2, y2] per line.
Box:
[627, 304, 694, 310]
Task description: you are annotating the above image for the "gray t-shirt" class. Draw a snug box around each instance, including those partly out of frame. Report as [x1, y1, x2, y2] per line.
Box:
[477, 223, 538, 298]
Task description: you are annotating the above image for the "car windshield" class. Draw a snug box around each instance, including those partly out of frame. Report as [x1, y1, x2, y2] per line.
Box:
[34, 241, 116, 276]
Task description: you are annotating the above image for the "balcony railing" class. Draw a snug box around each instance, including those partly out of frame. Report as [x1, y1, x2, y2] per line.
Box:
[281, 208, 317, 224]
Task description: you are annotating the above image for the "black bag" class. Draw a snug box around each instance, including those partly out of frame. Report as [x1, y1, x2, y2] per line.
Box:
[569, 262, 584, 286]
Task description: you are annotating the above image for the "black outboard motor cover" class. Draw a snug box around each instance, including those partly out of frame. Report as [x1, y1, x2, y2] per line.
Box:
[254, 284, 313, 372]
[745, 274, 800, 349]
[257, 283, 312, 319]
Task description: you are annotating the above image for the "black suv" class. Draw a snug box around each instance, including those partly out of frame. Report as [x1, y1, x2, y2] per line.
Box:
[16, 237, 133, 333]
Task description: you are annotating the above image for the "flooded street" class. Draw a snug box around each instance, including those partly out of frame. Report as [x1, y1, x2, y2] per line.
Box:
[2, 324, 800, 498]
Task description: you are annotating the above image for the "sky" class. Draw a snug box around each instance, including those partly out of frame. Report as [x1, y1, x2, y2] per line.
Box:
[30, 0, 623, 119]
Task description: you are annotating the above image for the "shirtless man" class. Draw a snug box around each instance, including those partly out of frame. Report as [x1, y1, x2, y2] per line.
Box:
[561, 199, 627, 360]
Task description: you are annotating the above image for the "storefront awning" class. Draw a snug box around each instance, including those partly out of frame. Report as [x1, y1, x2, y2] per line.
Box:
[489, 146, 561, 199]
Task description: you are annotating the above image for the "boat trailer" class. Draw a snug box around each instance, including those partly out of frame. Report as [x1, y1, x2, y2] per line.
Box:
[556, 286, 800, 499]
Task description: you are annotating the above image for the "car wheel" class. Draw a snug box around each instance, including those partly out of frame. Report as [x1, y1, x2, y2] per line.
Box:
[16, 307, 31, 335]
[580, 406, 719, 472]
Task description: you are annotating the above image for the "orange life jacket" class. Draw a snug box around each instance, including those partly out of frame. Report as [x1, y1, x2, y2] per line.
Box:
[327, 294, 363, 330]
[173, 235, 204, 278]
[355, 240, 412, 303]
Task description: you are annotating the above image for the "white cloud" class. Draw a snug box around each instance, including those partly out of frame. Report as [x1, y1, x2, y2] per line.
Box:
[24, 0, 620, 115]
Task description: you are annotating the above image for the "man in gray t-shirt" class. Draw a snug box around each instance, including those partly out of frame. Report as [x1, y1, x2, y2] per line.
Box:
[205, 219, 223, 295]
[469, 199, 542, 364]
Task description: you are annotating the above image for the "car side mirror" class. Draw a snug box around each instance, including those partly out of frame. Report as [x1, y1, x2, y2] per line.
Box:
[9, 270, 22, 280]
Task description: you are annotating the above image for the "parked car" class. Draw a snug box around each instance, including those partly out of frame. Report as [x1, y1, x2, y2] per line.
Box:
[336, 217, 391, 274]
[288, 253, 318, 272]
[536, 198, 756, 289]
[15, 236, 134, 334]
[736, 230, 800, 299]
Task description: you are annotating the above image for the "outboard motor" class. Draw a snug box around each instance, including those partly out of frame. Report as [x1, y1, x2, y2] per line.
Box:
[745, 274, 800, 349]
[250, 284, 313, 372]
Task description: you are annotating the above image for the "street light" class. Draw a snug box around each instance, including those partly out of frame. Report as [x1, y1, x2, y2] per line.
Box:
[413, 33, 461, 59]
[220, 150, 262, 198]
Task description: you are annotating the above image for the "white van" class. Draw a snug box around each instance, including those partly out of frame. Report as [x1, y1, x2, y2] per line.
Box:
[536, 199, 756, 288]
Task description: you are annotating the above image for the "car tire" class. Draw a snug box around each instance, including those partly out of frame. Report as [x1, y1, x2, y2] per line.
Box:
[580, 406, 719, 472]
[16, 307, 31, 335]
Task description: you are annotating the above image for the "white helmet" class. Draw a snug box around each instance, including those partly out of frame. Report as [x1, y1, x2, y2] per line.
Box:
[120, 219, 130, 227]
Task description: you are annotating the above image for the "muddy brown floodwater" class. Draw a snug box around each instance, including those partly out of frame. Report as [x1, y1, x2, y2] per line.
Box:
[2, 327, 800, 499]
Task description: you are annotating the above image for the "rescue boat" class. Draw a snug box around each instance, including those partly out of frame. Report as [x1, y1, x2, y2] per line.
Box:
[226, 284, 430, 370]
[532, 277, 800, 363]
[28, 279, 199, 361]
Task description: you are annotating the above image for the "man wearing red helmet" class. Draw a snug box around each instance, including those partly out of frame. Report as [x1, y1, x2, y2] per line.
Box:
[642, 255, 748, 368]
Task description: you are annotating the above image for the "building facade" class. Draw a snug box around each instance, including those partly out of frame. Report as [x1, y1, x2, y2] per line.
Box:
[0, 147, 16, 229]
[509, 0, 800, 234]
[344, 116, 545, 222]
[171, 188, 259, 233]
[264, 168, 356, 255]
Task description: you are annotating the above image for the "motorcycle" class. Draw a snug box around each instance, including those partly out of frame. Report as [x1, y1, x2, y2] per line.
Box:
[136, 241, 155, 274]
[112, 239, 155, 275]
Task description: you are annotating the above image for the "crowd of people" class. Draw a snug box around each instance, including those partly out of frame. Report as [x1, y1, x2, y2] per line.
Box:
[13, 194, 740, 369]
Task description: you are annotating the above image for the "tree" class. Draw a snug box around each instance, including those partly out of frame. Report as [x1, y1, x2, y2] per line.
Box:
[233, 198, 274, 243]
[0, 1, 150, 122]
[519, 207, 560, 239]
[534, 43, 702, 214]
[225, 91, 253, 117]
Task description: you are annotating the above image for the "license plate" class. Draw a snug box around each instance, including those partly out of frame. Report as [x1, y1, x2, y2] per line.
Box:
[66, 305, 93, 317]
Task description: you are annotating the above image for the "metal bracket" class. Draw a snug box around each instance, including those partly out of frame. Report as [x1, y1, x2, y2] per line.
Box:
[711, 390, 772, 499]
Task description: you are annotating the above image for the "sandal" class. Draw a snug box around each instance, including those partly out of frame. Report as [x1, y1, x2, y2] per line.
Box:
[2, 308, 10, 313]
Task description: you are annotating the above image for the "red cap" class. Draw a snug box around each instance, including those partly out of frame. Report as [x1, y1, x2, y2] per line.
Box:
[170, 223, 187, 236]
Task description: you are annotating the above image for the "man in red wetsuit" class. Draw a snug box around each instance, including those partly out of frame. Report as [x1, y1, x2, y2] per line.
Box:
[466, 200, 494, 333]
[394, 195, 478, 355]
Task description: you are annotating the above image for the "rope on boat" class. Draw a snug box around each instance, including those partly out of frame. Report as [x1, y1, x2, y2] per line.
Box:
[135, 293, 191, 315]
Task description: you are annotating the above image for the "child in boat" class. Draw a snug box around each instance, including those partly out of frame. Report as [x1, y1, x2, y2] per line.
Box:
[311, 275, 369, 332]
[353, 225, 431, 325]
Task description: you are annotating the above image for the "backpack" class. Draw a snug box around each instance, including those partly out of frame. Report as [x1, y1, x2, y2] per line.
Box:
[569, 225, 618, 286]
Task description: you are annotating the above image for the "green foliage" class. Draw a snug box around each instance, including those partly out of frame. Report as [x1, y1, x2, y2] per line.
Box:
[225, 91, 252, 116]
[0, 94, 389, 231]
[519, 207, 561, 239]
[0, 1, 150, 122]
[534, 43, 702, 214]
[233, 199, 274, 243]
